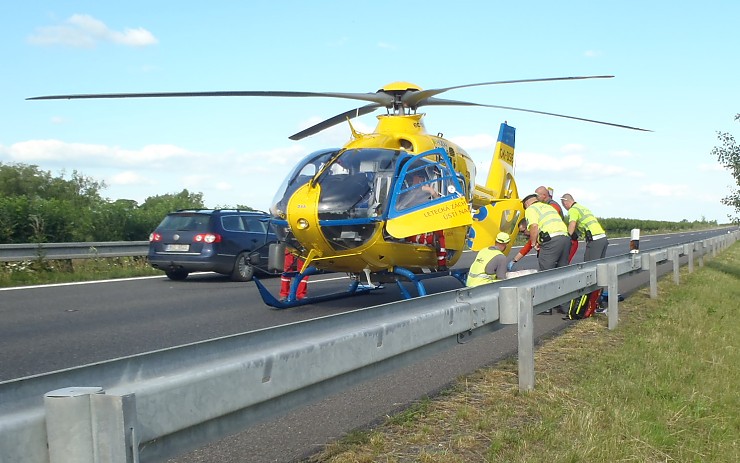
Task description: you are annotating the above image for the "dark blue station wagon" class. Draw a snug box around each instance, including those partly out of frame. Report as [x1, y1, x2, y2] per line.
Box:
[148, 209, 278, 281]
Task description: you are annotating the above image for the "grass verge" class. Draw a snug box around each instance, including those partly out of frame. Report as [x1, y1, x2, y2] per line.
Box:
[305, 243, 740, 462]
[0, 257, 161, 287]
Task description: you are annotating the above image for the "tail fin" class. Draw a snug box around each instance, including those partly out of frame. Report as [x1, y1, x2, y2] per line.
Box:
[468, 122, 524, 252]
[486, 122, 518, 197]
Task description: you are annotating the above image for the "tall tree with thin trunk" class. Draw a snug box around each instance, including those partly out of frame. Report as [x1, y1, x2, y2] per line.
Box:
[711, 114, 740, 223]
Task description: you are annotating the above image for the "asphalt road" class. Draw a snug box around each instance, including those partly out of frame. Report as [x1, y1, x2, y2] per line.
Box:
[0, 228, 733, 462]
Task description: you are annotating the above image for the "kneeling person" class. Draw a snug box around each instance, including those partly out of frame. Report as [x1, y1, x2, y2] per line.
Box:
[466, 232, 511, 287]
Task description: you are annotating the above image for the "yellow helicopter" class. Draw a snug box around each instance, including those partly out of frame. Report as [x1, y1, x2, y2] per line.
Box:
[29, 76, 649, 308]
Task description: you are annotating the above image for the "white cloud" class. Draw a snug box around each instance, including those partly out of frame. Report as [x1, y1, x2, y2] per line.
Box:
[214, 182, 233, 191]
[6, 140, 190, 167]
[515, 151, 577, 173]
[181, 174, 212, 189]
[28, 14, 157, 48]
[639, 183, 691, 198]
[698, 162, 725, 172]
[108, 171, 154, 186]
[235, 144, 307, 167]
[584, 50, 603, 58]
[328, 37, 349, 47]
[610, 149, 634, 158]
[559, 143, 588, 155]
[451, 134, 496, 151]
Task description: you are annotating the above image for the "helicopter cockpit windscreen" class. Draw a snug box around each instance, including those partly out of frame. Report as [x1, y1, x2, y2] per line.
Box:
[270, 148, 339, 219]
[315, 148, 401, 219]
[315, 148, 401, 251]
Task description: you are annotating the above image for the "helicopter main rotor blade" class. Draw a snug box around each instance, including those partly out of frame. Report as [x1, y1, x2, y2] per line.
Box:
[422, 97, 652, 132]
[27, 90, 395, 106]
[402, 75, 614, 108]
[289, 103, 382, 140]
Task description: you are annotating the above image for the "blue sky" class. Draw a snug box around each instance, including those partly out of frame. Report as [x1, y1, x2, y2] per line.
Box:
[2, 1, 738, 223]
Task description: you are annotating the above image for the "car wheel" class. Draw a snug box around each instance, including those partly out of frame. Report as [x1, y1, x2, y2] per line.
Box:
[232, 252, 255, 282]
[165, 269, 189, 281]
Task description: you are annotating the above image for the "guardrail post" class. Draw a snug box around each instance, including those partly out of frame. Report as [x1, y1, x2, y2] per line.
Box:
[517, 286, 535, 392]
[648, 252, 658, 298]
[44, 387, 138, 463]
[597, 263, 619, 330]
[670, 248, 680, 285]
[685, 244, 694, 274]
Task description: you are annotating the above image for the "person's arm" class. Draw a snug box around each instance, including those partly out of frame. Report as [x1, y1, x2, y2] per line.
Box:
[485, 254, 509, 280]
[529, 223, 540, 250]
[421, 184, 440, 198]
[568, 220, 577, 236]
[512, 241, 532, 263]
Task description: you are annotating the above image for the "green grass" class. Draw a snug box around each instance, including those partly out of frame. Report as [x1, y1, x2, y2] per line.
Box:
[0, 257, 161, 287]
[305, 243, 740, 462]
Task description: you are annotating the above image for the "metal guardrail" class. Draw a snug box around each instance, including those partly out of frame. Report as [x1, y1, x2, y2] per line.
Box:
[0, 232, 737, 463]
[0, 241, 150, 262]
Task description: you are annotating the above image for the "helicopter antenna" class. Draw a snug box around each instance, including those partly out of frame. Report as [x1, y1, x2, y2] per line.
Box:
[347, 118, 361, 139]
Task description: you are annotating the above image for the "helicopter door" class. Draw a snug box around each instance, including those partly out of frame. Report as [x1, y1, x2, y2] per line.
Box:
[385, 148, 473, 239]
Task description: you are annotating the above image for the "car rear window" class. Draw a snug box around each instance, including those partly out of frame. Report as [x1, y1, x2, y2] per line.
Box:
[158, 214, 211, 231]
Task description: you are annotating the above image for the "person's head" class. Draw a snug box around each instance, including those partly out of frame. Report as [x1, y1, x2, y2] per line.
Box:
[522, 193, 538, 209]
[410, 173, 426, 185]
[535, 186, 551, 202]
[560, 193, 575, 210]
[495, 232, 511, 249]
[518, 219, 530, 237]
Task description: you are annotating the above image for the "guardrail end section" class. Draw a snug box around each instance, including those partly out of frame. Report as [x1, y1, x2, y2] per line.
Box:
[44, 387, 138, 463]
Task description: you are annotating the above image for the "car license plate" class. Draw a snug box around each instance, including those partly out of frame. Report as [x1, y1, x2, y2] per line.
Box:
[164, 244, 189, 252]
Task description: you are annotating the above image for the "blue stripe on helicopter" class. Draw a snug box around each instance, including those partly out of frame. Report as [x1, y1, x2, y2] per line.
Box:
[318, 217, 381, 227]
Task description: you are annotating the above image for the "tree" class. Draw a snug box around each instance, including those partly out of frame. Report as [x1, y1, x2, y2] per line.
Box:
[711, 114, 740, 223]
[0, 163, 106, 243]
[131, 190, 206, 239]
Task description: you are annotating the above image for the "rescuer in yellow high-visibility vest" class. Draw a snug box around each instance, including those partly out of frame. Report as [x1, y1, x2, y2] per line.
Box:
[466, 232, 511, 287]
[560, 193, 608, 262]
[560, 193, 609, 317]
[522, 193, 572, 271]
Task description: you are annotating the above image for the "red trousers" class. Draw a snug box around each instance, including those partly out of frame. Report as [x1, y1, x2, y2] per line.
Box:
[405, 230, 447, 267]
[568, 239, 578, 263]
[279, 251, 308, 299]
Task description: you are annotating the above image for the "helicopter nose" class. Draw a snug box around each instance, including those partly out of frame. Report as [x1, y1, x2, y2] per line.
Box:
[285, 183, 327, 253]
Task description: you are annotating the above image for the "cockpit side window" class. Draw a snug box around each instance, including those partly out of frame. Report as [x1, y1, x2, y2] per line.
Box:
[388, 148, 463, 216]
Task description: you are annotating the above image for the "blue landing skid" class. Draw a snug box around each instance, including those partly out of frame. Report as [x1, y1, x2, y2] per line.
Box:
[391, 267, 468, 299]
[253, 265, 469, 309]
[253, 266, 378, 309]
